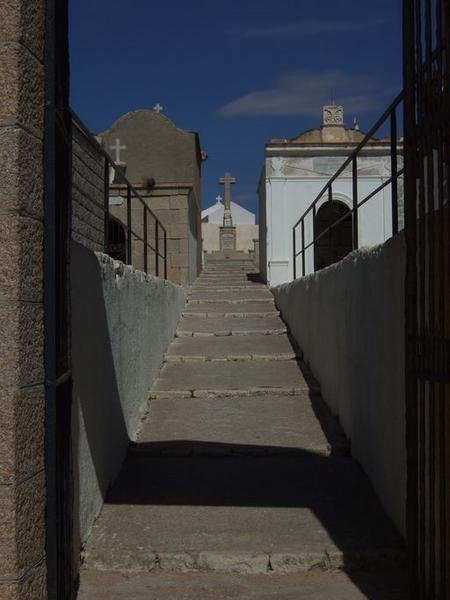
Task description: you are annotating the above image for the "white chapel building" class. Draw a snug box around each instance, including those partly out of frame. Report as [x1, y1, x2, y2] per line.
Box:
[201, 196, 259, 258]
[258, 104, 402, 286]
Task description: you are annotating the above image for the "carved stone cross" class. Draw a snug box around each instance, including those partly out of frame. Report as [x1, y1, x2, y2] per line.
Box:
[219, 172, 236, 211]
[153, 103, 164, 114]
[109, 138, 126, 163]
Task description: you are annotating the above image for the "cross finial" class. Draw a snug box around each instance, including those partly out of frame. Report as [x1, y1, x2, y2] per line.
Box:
[216, 195, 223, 203]
[109, 138, 126, 163]
[153, 103, 164, 114]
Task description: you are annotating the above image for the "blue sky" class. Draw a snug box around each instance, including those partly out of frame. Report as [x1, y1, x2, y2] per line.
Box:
[69, 0, 403, 220]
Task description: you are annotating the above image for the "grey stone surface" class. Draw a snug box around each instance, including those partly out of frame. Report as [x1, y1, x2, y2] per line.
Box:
[273, 235, 406, 535]
[80, 262, 406, 598]
[188, 290, 272, 302]
[183, 301, 277, 317]
[166, 334, 297, 361]
[78, 569, 407, 600]
[137, 395, 348, 457]
[151, 361, 308, 395]
[176, 316, 286, 336]
[71, 243, 187, 549]
[83, 455, 405, 574]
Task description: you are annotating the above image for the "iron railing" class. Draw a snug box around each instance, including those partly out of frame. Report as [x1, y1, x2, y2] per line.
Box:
[292, 92, 404, 279]
[71, 110, 168, 278]
[404, 0, 450, 597]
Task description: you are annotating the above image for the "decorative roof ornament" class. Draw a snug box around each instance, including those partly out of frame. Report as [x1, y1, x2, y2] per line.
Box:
[153, 103, 164, 114]
[322, 105, 344, 127]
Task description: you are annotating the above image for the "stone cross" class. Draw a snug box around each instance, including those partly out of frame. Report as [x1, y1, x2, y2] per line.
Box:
[109, 138, 126, 163]
[216, 195, 223, 203]
[219, 172, 236, 228]
[153, 103, 164, 113]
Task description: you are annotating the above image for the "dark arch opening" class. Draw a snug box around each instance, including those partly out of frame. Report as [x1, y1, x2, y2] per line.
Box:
[314, 200, 353, 271]
[107, 216, 126, 263]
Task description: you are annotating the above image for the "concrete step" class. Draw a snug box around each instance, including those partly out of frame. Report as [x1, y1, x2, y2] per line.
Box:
[83, 454, 405, 575]
[188, 290, 272, 303]
[78, 569, 408, 600]
[150, 360, 313, 398]
[176, 316, 287, 336]
[136, 395, 349, 457]
[183, 302, 278, 318]
[165, 334, 298, 362]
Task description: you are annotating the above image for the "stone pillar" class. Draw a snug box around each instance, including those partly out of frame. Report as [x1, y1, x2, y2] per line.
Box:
[0, 1, 47, 597]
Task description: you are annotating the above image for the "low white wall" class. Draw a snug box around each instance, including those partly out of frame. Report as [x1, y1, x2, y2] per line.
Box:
[272, 234, 406, 535]
[71, 241, 187, 550]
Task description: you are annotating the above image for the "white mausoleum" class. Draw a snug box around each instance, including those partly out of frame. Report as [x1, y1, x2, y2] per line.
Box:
[258, 105, 402, 286]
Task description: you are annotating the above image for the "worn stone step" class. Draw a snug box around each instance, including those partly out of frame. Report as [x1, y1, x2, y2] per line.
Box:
[150, 360, 312, 398]
[188, 290, 272, 303]
[176, 316, 287, 336]
[136, 395, 348, 457]
[83, 454, 405, 575]
[78, 569, 408, 600]
[183, 302, 278, 318]
[165, 334, 297, 362]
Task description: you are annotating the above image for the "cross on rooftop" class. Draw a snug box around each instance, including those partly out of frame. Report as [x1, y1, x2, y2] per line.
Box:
[109, 138, 126, 163]
[216, 195, 223, 203]
[153, 103, 164, 113]
[219, 172, 236, 211]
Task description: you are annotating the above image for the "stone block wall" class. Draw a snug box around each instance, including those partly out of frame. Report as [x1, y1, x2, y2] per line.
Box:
[110, 183, 200, 286]
[72, 125, 104, 252]
[0, 0, 47, 597]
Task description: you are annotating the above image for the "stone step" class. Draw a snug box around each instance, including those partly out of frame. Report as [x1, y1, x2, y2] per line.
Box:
[182, 302, 278, 318]
[83, 454, 405, 575]
[136, 395, 349, 458]
[188, 290, 272, 303]
[176, 316, 287, 336]
[78, 569, 408, 600]
[150, 360, 313, 398]
[165, 334, 298, 362]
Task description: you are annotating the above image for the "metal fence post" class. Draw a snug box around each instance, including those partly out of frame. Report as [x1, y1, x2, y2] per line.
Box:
[143, 206, 148, 274]
[164, 230, 167, 279]
[127, 186, 132, 264]
[155, 220, 159, 277]
[390, 108, 399, 235]
[301, 219, 305, 276]
[352, 157, 359, 249]
[292, 227, 296, 280]
[103, 157, 110, 253]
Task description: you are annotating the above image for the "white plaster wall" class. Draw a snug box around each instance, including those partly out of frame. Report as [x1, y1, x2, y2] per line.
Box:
[261, 154, 395, 286]
[272, 234, 406, 535]
[71, 242, 187, 548]
[202, 201, 256, 224]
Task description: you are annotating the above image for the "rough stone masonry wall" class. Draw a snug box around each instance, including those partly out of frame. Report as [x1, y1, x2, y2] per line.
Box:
[72, 125, 104, 252]
[71, 242, 187, 551]
[0, 1, 47, 597]
[272, 234, 406, 536]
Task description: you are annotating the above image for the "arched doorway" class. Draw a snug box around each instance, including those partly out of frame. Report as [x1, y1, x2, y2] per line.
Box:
[107, 216, 127, 262]
[314, 200, 353, 271]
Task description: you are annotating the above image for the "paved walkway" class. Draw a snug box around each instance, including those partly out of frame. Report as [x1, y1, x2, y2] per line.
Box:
[79, 261, 407, 599]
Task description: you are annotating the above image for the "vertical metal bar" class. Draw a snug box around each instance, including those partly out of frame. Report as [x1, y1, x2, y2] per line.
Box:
[164, 230, 167, 279]
[103, 157, 110, 252]
[127, 186, 132, 265]
[352, 157, 358, 249]
[293, 227, 296, 280]
[328, 185, 334, 264]
[301, 219, 305, 276]
[390, 108, 399, 235]
[143, 207, 148, 274]
[155, 219, 159, 277]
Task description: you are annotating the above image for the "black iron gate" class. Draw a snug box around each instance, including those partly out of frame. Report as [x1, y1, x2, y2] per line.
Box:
[44, 0, 74, 597]
[403, 0, 450, 597]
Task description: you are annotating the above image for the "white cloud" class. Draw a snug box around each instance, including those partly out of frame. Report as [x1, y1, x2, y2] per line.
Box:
[229, 19, 388, 40]
[218, 70, 397, 118]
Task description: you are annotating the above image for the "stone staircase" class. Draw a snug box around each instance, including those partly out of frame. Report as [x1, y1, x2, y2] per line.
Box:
[78, 260, 407, 599]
